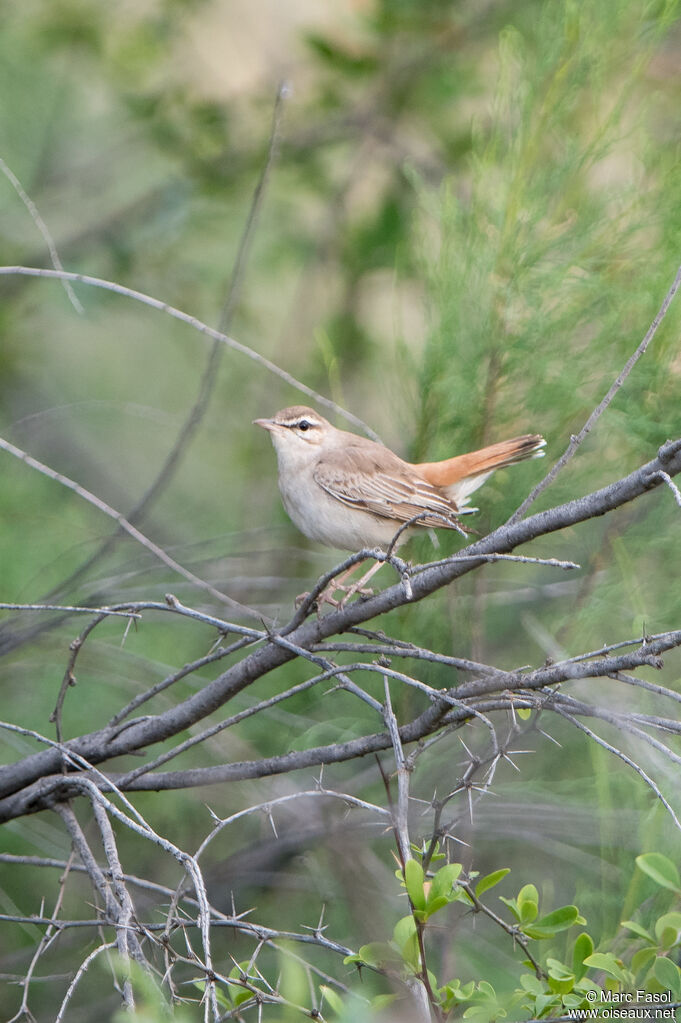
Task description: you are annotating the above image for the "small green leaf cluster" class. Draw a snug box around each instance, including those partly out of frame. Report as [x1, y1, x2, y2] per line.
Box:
[342, 851, 681, 1021]
[219, 960, 254, 1009]
[621, 854, 681, 1000]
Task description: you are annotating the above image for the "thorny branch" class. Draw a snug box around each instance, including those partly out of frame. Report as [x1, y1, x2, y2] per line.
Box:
[4, 441, 679, 1016]
[2, 243, 681, 1017]
[1, 437, 680, 821]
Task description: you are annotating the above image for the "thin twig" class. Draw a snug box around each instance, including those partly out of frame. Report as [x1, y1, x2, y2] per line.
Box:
[553, 707, 681, 832]
[36, 83, 291, 616]
[54, 941, 117, 1023]
[6, 850, 76, 1023]
[0, 155, 83, 314]
[382, 678, 411, 866]
[0, 265, 378, 439]
[409, 553, 580, 574]
[509, 262, 681, 523]
[0, 434, 263, 620]
[0, 602, 140, 616]
[462, 882, 544, 977]
[647, 469, 681, 508]
[193, 788, 389, 863]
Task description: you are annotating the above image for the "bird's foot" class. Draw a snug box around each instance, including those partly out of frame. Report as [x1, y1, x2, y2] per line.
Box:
[295, 582, 374, 615]
[336, 581, 375, 608]
[296, 559, 384, 615]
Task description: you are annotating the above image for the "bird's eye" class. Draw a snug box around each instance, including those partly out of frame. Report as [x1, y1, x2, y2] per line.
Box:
[298, 420, 311, 432]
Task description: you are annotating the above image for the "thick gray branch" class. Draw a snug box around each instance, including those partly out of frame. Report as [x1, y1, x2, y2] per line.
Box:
[0, 438, 679, 821]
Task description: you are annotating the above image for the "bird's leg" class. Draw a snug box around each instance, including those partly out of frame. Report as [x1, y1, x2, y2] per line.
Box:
[336, 559, 384, 608]
[295, 563, 358, 611]
[296, 559, 383, 613]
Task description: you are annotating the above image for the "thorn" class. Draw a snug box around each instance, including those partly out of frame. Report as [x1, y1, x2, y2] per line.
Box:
[408, 795, 431, 806]
[265, 808, 278, 838]
[538, 728, 563, 748]
[459, 736, 475, 759]
[444, 832, 470, 847]
[121, 614, 136, 647]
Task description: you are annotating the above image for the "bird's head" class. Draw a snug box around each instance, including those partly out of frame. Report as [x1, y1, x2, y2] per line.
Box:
[253, 407, 330, 451]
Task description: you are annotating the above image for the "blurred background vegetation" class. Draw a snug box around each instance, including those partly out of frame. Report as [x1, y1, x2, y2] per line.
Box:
[1, 0, 681, 1019]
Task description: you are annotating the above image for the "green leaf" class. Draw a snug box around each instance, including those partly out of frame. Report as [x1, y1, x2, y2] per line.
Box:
[404, 859, 426, 911]
[575, 977, 602, 995]
[583, 952, 628, 983]
[391, 917, 421, 974]
[520, 902, 539, 925]
[371, 994, 398, 1010]
[320, 985, 345, 1014]
[562, 993, 585, 1008]
[654, 912, 681, 947]
[658, 928, 680, 951]
[424, 896, 450, 916]
[429, 862, 463, 906]
[518, 884, 539, 907]
[451, 887, 475, 907]
[461, 1006, 480, 1018]
[521, 908, 580, 937]
[518, 884, 539, 924]
[453, 981, 476, 1001]
[476, 868, 510, 898]
[462, 983, 506, 1023]
[535, 993, 561, 1015]
[573, 933, 595, 979]
[548, 975, 575, 996]
[636, 853, 681, 893]
[227, 961, 251, 981]
[621, 920, 655, 943]
[392, 915, 417, 952]
[654, 956, 681, 999]
[519, 973, 544, 996]
[439, 978, 461, 1001]
[517, 707, 532, 720]
[499, 895, 521, 922]
[214, 986, 231, 1010]
[631, 946, 658, 974]
[529, 905, 581, 935]
[405, 934, 422, 972]
[346, 941, 396, 968]
[546, 957, 575, 994]
[547, 958, 575, 980]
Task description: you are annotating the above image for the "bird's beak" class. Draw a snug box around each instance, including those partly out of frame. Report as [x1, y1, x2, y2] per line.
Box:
[253, 418, 277, 432]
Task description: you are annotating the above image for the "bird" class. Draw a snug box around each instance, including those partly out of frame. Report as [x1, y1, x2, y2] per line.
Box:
[254, 406, 545, 604]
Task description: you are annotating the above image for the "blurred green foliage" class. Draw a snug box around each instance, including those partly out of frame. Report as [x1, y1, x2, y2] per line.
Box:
[1, 0, 681, 1019]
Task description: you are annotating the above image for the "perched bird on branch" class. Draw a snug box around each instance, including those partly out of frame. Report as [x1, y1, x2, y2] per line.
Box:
[255, 405, 545, 603]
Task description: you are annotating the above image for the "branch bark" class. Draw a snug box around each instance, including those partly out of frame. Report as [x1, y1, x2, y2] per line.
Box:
[0, 437, 679, 822]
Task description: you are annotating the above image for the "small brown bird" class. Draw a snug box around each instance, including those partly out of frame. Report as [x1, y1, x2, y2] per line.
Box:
[254, 406, 545, 558]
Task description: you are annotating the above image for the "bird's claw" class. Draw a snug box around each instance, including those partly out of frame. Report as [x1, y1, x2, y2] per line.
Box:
[295, 583, 374, 615]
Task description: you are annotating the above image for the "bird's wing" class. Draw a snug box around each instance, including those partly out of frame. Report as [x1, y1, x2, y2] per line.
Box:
[313, 444, 461, 529]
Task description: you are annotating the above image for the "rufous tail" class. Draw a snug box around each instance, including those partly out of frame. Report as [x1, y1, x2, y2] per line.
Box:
[411, 434, 546, 509]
